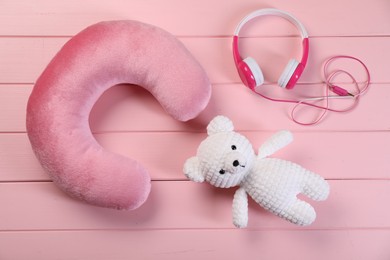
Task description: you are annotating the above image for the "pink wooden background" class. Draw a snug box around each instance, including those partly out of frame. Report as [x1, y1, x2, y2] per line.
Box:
[1, 0, 389, 259]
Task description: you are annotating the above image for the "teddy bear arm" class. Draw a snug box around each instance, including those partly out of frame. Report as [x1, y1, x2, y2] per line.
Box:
[258, 130, 293, 159]
[232, 187, 249, 228]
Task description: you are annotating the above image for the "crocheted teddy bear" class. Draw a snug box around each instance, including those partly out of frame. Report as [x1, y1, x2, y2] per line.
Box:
[183, 115, 330, 228]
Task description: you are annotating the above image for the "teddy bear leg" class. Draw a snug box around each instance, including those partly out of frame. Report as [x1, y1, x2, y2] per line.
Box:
[301, 172, 330, 201]
[281, 199, 316, 226]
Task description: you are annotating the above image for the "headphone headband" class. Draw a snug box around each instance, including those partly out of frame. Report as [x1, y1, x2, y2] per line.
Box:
[234, 8, 308, 38]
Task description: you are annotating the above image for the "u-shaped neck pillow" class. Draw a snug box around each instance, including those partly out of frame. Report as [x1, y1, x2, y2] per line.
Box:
[26, 21, 211, 210]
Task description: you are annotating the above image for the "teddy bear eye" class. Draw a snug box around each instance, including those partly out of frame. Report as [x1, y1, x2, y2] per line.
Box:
[231, 145, 237, 150]
[219, 169, 225, 175]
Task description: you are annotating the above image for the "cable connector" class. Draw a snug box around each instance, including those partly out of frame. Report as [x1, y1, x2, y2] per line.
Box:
[330, 85, 354, 97]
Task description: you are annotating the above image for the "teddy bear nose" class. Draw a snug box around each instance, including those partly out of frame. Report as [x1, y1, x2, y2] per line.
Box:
[233, 160, 239, 167]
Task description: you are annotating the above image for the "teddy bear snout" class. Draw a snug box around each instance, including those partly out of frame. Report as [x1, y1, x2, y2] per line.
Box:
[232, 159, 246, 168]
[225, 152, 247, 174]
[233, 160, 240, 167]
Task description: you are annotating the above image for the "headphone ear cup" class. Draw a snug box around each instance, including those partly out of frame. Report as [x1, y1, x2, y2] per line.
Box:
[278, 59, 299, 88]
[243, 57, 264, 87]
[238, 57, 264, 90]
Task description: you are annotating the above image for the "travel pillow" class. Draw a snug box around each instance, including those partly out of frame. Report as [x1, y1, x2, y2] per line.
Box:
[26, 20, 211, 210]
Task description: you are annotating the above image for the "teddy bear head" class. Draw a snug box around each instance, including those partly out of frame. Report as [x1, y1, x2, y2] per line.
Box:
[184, 116, 255, 188]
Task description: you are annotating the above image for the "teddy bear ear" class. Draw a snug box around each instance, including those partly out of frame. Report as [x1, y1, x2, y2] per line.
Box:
[207, 115, 234, 135]
[183, 157, 205, 183]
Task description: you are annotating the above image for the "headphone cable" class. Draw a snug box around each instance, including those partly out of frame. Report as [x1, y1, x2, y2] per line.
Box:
[253, 55, 371, 126]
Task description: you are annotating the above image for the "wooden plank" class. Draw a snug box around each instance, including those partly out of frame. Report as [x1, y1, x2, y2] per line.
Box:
[0, 37, 386, 84]
[0, 86, 30, 132]
[0, 180, 389, 230]
[1, 229, 389, 260]
[1, 131, 389, 182]
[0, 83, 387, 133]
[0, 0, 388, 37]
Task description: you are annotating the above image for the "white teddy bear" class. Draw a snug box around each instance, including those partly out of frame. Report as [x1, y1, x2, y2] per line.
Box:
[184, 115, 330, 228]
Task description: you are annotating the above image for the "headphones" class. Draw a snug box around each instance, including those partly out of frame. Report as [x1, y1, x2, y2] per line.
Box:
[233, 8, 309, 91]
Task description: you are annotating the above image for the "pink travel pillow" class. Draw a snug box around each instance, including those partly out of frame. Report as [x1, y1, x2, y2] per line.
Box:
[26, 21, 211, 210]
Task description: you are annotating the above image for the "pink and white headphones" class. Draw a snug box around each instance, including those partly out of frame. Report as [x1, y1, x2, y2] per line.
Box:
[233, 8, 309, 91]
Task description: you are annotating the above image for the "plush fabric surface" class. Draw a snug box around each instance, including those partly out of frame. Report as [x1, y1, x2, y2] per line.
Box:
[184, 116, 329, 228]
[26, 20, 211, 210]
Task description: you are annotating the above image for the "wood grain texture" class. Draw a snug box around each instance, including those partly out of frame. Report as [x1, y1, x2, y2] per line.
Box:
[1, 230, 390, 260]
[1, 181, 389, 230]
[0, 0, 389, 259]
[1, 83, 388, 133]
[1, 131, 390, 182]
[0, 0, 388, 37]
[0, 37, 387, 84]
